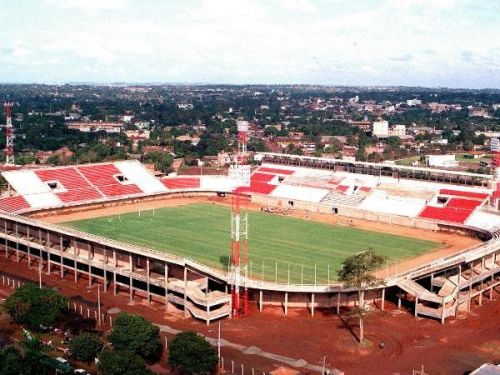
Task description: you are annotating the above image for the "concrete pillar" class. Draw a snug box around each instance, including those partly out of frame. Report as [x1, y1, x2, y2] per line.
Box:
[164, 263, 169, 311]
[441, 300, 445, 324]
[336, 292, 340, 315]
[88, 242, 92, 287]
[73, 239, 78, 282]
[146, 258, 151, 306]
[259, 290, 263, 312]
[284, 292, 288, 316]
[414, 297, 418, 317]
[103, 262, 107, 293]
[311, 293, 315, 317]
[15, 223, 19, 262]
[468, 282, 472, 312]
[479, 282, 483, 306]
[490, 275, 494, 300]
[183, 267, 188, 318]
[46, 231, 51, 275]
[4, 221, 8, 259]
[398, 294, 402, 309]
[458, 264, 461, 287]
[206, 303, 210, 326]
[129, 254, 134, 303]
[430, 273, 434, 293]
[381, 288, 385, 311]
[113, 250, 117, 295]
[60, 236, 64, 278]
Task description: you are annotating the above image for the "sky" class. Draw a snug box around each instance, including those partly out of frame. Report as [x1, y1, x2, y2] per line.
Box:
[0, 0, 499, 88]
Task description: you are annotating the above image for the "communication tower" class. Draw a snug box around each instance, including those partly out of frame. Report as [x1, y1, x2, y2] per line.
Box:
[229, 120, 251, 317]
[4, 102, 14, 165]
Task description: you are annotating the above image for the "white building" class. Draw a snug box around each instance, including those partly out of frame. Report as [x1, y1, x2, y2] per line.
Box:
[122, 115, 134, 123]
[389, 124, 406, 137]
[372, 120, 389, 137]
[406, 99, 422, 106]
[426, 154, 459, 168]
[66, 122, 124, 134]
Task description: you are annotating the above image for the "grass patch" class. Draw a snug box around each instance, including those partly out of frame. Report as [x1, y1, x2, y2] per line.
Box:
[63, 204, 439, 284]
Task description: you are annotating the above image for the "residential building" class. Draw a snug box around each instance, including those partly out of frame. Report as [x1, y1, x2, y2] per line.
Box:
[66, 122, 125, 133]
[372, 120, 389, 137]
[426, 154, 459, 168]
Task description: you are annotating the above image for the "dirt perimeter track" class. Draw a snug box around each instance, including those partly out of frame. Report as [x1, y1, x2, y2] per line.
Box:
[41, 195, 480, 277]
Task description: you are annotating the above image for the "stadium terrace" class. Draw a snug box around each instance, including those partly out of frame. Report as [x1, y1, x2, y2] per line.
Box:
[0, 154, 498, 324]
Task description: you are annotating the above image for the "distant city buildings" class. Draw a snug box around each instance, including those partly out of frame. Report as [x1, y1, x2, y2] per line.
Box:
[372, 120, 406, 138]
[66, 122, 125, 133]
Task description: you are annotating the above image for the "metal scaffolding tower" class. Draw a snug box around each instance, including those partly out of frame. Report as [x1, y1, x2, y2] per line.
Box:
[3, 102, 14, 165]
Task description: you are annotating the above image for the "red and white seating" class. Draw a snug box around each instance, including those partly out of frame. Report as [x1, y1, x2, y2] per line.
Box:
[35, 167, 102, 204]
[161, 177, 201, 190]
[0, 195, 31, 213]
[77, 164, 142, 198]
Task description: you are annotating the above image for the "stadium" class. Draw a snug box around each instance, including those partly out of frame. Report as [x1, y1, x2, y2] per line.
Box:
[0, 152, 499, 326]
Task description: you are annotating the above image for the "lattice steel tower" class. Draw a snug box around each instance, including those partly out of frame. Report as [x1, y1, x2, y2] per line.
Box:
[4, 102, 14, 165]
[229, 120, 250, 317]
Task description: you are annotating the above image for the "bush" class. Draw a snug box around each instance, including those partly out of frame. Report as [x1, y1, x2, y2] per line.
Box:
[69, 333, 104, 362]
[168, 331, 218, 375]
[108, 313, 161, 361]
[4, 283, 67, 329]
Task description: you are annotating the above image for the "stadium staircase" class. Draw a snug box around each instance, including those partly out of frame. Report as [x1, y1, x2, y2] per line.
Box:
[396, 253, 500, 322]
[320, 191, 366, 207]
[165, 278, 231, 322]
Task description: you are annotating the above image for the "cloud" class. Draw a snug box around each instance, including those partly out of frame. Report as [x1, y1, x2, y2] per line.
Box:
[0, 0, 499, 87]
[45, 0, 128, 11]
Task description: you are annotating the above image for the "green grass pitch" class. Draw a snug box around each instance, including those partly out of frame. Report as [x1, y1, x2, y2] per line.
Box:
[63, 203, 439, 284]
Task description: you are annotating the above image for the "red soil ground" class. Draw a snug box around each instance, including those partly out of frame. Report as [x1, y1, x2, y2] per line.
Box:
[0, 255, 498, 375]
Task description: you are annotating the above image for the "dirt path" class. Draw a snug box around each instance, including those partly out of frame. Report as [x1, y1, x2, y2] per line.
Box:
[0, 257, 498, 375]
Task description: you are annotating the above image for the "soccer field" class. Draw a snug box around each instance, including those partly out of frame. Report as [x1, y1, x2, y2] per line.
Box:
[63, 203, 439, 284]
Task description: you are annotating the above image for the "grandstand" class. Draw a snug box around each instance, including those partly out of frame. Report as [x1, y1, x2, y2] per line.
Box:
[1, 156, 500, 232]
[0, 154, 498, 324]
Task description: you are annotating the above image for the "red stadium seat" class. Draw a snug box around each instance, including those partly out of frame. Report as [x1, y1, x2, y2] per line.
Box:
[257, 167, 295, 175]
[439, 189, 488, 200]
[77, 164, 142, 198]
[0, 196, 30, 212]
[250, 173, 276, 183]
[161, 177, 201, 189]
[35, 167, 103, 203]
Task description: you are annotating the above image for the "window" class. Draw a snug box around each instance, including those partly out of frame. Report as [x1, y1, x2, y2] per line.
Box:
[437, 196, 448, 205]
[46, 181, 61, 190]
[114, 174, 129, 183]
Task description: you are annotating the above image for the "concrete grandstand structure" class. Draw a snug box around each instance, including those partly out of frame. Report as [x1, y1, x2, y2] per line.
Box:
[0, 157, 499, 324]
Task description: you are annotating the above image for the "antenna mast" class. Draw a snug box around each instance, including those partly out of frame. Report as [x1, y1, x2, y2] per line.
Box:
[4, 102, 14, 165]
[229, 120, 250, 317]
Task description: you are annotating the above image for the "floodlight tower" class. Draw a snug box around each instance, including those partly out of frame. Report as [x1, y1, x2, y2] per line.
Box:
[229, 120, 250, 317]
[4, 102, 14, 165]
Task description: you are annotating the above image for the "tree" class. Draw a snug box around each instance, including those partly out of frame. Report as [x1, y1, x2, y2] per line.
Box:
[108, 313, 161, 361]
[0, 346, 25, 375]
[337, 249, 385, 344]
[0, 336, 57, 375]
[168, 331, 218, 375]
[69, 333, 104, 362]
[143, 151, 173, 174]
[97, 351, 154, 375]
[4, 283, 67, 329]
